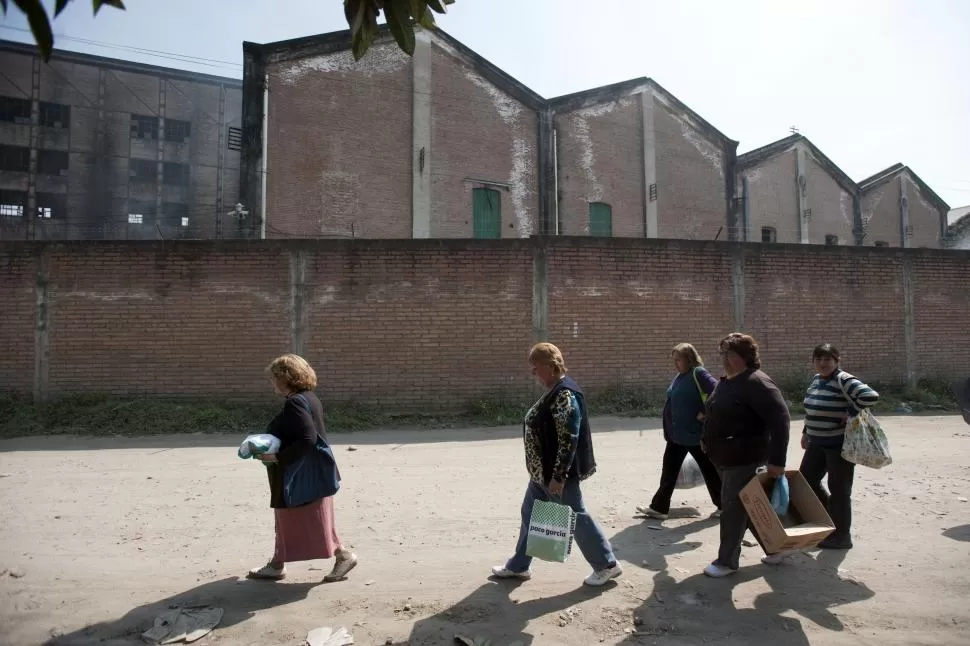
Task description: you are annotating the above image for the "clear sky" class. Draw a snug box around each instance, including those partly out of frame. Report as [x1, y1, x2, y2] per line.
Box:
[2, 0, 969, 210]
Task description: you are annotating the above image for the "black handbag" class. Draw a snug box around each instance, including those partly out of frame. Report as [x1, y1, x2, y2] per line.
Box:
[281, 394, 341, 507]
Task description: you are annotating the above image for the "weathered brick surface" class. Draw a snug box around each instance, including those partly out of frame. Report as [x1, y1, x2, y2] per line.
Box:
[654, 100, 729, 241]
[861, 179, 901, 247]
[0, 247, 35, 393]
[265, 44, 413, 240]
[303, 241, 534, 404]
[741, 151, 799, 243]
[911, 251, 970, 376]
[740, 246, 906, 384]
[44, 243, 290, 395]
[555, 98, 644, 237]
[430, 43, 538, 238]
[805, 157, 855, 246]
[1, 239, 967, 405]
[545, 239, 734, 391]
[904, 175, 944, 249]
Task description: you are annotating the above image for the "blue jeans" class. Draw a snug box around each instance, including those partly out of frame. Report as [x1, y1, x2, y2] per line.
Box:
[505, 479, 616, 573]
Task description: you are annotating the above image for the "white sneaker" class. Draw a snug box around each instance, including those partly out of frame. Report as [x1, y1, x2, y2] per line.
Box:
[490, 565, 532, 580]
[761, 549, 800, 565]
[247, 564, 286, 580]
[636, 506, 668, 520]
[703, 562, 737, 578]
[324, 549, 358, 582]
[584, 563, 623, 587]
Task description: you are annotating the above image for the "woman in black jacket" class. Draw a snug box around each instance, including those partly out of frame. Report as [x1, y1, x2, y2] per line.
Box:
[247, 354, 357, 582]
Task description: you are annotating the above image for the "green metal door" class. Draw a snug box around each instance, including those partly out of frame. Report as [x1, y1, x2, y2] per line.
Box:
[589, 202, 613, 236]
[473, 188, 501, 239]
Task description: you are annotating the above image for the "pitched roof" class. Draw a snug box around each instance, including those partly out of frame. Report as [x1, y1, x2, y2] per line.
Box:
[859, 164, 950, 213]
[547, 77, 736, 148]
[245, 27, 735, 147]
[243, 25, 545, 111]
[737, 134, 858, 196]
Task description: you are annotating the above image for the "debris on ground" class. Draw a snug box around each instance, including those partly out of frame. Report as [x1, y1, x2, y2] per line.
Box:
[141, 606, 223, 644]
[306, 626, 353, 646]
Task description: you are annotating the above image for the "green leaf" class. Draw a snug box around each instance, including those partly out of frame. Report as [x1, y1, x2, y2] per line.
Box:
[415, 0, 437, 29]
[345, 0, 366, 35]
[54, 0, 70, 16]
[13, 0, 54, 61]
[384, 0, 415, 56]
[428, 0, 447, 13]
[92, 0, 125, 13]
[0, 1, 7, 14]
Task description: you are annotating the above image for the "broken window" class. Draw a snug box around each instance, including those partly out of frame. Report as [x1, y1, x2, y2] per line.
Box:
[128, 200, 155, 225]
[129, 158, 157, 182]
[0, 96, 31, 124]
[163, 162, 189, 186]
[0, 189, 26, 217]
[128, 213, 144, 224]
[37, 150, 69, 176]
[0, 145, 30, 172]
[39, 102, 70, 128]
[164, 119, 191, 143]
[825, 234, 839, 246]
[761, 227, 777, 243]
[130, 114, 159, 139]
[36, 192, 66, 219]
[874, 241, 889, 248]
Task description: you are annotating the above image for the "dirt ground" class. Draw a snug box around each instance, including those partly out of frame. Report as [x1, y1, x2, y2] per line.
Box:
[2, 415, 969, 646]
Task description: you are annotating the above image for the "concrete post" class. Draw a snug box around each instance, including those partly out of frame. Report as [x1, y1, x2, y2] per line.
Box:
[33, 246, 50, 402]
[731, 245, 746, 331]
[289, 248, 309, 356]
[411, 30, 432, 239]
[532, 238, 549, 342]
[900, 177, 911, 249]
[796, 146, 810, 244]
[641, 92, 658, 238]
[901, 255, 917, 388]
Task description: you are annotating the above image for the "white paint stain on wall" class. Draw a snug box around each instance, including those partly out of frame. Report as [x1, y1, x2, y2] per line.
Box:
[653, 91, 723, 177]
[568, 101, 627, 203]
[840, 191, 853, 226]
[278, 43, 409, 85]
[462, 65, 535, 236]
[316, 285, 337, 305]
[61, 290, 153, 301]
[579, 287, 609, 297]
[204, 285, 281, 305]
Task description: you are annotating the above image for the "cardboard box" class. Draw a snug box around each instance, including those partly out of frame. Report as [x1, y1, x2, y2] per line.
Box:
[739, 470, 835, 554]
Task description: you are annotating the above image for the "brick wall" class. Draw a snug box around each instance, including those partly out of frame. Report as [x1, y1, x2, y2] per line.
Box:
[861, 180, 900, 247]
[265, 44, 413, 240]
[805, 157, 856, 246]
[429, 42, 539, 238]
[741, 151, 799, 244]
[654, 99, 729, 240]
[555, 97, 644, 237]
[2, 239, 968, 407]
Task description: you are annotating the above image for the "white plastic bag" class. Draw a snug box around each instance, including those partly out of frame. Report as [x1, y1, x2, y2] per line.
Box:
[238, 433, 281, 459]
[841, 409, 892, 469]
[675, 454, 705, 489]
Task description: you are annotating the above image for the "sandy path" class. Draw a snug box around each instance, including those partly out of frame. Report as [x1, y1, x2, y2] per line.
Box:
[2, 416, 969, 645]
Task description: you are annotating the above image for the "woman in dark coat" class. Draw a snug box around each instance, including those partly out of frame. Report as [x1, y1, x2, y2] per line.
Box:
[247, 354, 357, 582]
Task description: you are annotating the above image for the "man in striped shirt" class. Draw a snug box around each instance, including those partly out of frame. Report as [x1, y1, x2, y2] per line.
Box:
[800, 343, 879, 550]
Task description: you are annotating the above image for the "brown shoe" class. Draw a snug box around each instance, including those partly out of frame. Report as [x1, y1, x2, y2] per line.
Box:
[323, 549, 358, 582]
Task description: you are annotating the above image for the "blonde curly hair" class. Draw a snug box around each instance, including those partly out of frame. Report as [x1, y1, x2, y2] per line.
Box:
[267, 354, 317, 392]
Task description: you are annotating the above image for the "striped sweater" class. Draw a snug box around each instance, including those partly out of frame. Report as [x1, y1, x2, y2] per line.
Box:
[803, 369, 879, 445]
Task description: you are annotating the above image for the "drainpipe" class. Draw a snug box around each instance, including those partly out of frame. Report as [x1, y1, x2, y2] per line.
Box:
[259, 73, 269, 239]
[741, 176, 750, 242]
[552, 126, 560, 235]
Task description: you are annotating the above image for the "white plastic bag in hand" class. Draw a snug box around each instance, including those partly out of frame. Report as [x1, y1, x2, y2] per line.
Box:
[675, 454, 705, 489]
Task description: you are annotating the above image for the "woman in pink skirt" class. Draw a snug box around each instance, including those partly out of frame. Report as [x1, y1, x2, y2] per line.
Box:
[247, 354, 358, 582]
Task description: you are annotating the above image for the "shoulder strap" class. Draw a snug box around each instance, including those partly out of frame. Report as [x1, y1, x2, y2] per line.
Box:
[691, 367, 709, 403]
[834, 371, 859, 413]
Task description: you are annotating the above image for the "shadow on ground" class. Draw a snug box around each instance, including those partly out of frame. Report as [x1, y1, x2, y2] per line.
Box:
[943, 524, 970, 542]
[387, 578, 618, 646]
[46, 577, 320, 646]
[610, 519, 875, 645]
